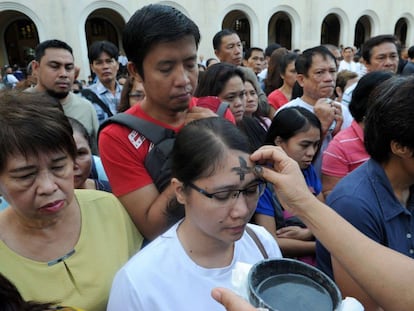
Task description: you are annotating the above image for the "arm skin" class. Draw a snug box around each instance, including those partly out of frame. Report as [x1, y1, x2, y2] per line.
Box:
[118, 182, 176, 241]
[249, 146, 414, 311]
[332, 257, 384, 311]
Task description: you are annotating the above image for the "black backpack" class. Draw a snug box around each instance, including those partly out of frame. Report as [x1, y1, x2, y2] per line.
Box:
[99, 102, 229, 192]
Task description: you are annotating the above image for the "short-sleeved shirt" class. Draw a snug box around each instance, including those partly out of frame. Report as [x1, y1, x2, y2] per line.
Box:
[87, 80, 122, 124]
[0, 190, 142, 311]
[316, 159, 414, 279]
[322, 120, 369, 177]
[107, 222, 282, 310]
[99, 98, 235, 197]
[267, 89, 288, 111]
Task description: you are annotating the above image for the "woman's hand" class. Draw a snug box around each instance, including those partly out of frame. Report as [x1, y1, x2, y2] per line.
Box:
[276, 226, 314, 241]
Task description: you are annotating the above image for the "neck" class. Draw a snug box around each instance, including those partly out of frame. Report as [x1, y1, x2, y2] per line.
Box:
[383, 159, 414, 207]
[140, 99, 189, 127]
[177, 220, 234, 268]
[279, 84, 292, 100]
[102, 80, 116, 93]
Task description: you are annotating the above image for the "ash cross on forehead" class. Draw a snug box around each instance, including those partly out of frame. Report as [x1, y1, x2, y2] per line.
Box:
[231, 156, 254, 181]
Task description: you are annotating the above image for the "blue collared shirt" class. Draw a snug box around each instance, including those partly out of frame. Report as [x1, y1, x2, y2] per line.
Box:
[316, 159, 414, 278]
[88, 80, 122, 123]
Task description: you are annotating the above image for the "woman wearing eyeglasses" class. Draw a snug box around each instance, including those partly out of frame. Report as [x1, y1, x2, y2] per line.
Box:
[107, 117, 282, 310]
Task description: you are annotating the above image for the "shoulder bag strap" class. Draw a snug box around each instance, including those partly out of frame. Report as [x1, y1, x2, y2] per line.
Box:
[246, 226, 269, 259]
[81, 88, 113, 117]
[98, 113, 175, 143]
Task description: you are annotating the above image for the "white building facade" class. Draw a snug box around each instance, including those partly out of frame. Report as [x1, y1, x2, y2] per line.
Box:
[1, 0, 412, 80]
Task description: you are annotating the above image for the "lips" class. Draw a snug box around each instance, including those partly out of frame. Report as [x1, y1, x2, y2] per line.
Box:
[40, 200, 65, 213]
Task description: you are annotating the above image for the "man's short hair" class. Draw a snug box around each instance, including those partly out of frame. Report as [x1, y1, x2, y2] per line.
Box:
[212, 29, 238, 51]
[361, 34, 397, 64]
[364, 76, 414, 163]
[123, 4, 200, 79]
[407, 45, 414, 59]
[243, 47, 264, 60]
[295, 45, 336, 76]
[88, 40, 119, 64]
[34, 39, 73, 62]
[264, 43, 282, 57]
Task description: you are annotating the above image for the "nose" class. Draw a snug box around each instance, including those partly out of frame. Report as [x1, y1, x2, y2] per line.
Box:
[174, 64, 191, 87]
[229, 194, 250, 218]
[234, 45, 242, 55]
[305, 145, 318, 158]
[36, 171, 58, 195]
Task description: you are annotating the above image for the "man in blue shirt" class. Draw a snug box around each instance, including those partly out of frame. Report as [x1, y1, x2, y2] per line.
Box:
[316, 76, 414, 310]
[86, 40, 123, 123]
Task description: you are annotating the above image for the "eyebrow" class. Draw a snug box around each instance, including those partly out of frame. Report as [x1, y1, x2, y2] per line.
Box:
[8, 155, 69, 173]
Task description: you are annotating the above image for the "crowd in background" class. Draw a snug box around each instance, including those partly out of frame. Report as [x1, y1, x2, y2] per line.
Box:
[1, 3, 414, 311]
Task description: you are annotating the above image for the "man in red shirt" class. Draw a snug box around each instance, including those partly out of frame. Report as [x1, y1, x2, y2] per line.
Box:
[99, 4, 221, 240]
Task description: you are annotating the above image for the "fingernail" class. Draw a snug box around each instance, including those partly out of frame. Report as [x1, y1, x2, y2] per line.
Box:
[254, 165, 263, 177]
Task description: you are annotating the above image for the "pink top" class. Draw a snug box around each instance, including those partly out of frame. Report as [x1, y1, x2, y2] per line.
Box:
[267, 89, 288, 111]
[322, 120, 370, 177]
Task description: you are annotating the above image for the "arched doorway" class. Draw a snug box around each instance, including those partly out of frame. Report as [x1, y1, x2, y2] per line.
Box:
[222, 10, 251, 51]
[85, 9, 125, 50]
[268, 12, 292, 49]
[395, 18, 408, 47]
[2, 12, 39, 69]
[321, 14, 340, 46]
[354, 15, 372, 49]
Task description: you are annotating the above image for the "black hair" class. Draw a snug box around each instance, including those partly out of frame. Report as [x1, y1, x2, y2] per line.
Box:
[408, 45, 414, 59]
[237, 116, 267, 152]
[349, 71, 393, 122]
[34, 39, 73, 62]
[172, 117, 250, 182]
[0, 90, 76, 173]
[68, 117, 92, 148]
[212, 29, 238, 51]
[280, 52, 298, 76]
[206, 58, 218, 67]
[361, 34, 397, 64]
[364, 76, 414, 163]
[265, 43, 282, 57]
[243, 47, 264, 60]
[167, 117, 250, 221]
[123, 4, 200, 79]
[295, 45, 336, 76]
[265, 106, 321, 145]
[194, 62, 245, 97]
[88, 40, 119, 63]
[0, 273, 56, 311]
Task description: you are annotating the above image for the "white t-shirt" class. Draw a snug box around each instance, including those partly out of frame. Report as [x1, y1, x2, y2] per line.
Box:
[107, 222, 282, 311]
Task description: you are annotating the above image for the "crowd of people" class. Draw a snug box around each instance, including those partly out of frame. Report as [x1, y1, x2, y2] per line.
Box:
[1, 3, 414, 311]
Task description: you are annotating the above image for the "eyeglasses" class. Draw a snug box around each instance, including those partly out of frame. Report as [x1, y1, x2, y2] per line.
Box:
[187, 179, 266, 206]
[129, 91, 145, 100]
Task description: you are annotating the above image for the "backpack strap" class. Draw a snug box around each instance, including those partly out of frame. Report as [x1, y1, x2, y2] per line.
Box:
[246, 226, 269, 259]
[98, 113, 175, 143]
[216, 102, 230, 117]
[81, 88, 113, 117]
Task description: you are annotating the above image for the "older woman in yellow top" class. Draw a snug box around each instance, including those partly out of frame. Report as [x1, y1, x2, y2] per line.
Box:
[0, 91, 143, 310]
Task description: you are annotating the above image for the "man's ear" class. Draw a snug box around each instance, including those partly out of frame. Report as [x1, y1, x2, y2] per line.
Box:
[171, 178, 186, 205]
[296, 73, 305, 87]
[127, 61, 143, 83]
[391, 141, 413, 158]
